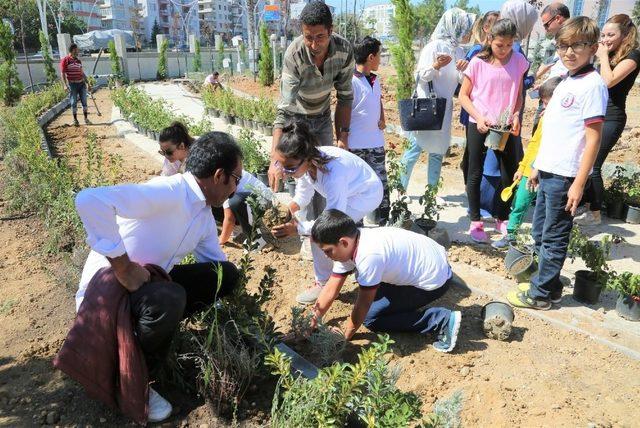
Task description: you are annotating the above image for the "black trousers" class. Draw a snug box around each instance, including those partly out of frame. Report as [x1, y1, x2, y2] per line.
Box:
[129, 261, 239, 366]
[465, 123, 519, 221]
[585, 116, 626, 211]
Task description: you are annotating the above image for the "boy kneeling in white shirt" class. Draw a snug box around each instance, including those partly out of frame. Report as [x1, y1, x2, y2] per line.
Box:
[310, 209, 461, 353]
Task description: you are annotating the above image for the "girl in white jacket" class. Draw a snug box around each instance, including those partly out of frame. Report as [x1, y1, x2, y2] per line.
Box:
[271, 120, 383, 304]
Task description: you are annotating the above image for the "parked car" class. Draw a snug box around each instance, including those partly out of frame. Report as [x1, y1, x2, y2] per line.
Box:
[31, 49, 60, 59]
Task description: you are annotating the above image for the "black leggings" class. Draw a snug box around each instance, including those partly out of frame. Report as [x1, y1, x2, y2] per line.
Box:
[465, 123, 520, 221]
[585, 116, 626, 211]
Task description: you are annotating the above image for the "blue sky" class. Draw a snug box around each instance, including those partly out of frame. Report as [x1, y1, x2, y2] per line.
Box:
[325, 0, 506, 14]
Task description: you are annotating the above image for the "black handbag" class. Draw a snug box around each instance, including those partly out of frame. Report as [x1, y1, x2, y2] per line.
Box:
[398, 77, 446, 131]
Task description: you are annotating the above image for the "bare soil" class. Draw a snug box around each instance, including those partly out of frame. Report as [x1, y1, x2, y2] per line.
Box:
[2, 87, 640, 427]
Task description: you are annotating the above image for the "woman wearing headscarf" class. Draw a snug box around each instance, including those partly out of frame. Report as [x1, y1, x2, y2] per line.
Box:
[401, 8, 476, 191]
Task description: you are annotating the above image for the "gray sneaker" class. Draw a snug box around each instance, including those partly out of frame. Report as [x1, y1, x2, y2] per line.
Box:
[296, 282, 323, 305]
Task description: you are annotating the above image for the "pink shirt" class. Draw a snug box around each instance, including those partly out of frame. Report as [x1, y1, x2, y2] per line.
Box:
[463, 51, 529, 125]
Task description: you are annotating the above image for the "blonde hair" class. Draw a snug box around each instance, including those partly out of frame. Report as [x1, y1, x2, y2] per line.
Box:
[470, 11, 499, 45]
[556, 16, 600, 46]
[605, 14, 639, 67]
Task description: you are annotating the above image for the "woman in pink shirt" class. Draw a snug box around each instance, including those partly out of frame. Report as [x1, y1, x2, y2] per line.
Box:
[459, 19, 529, 243]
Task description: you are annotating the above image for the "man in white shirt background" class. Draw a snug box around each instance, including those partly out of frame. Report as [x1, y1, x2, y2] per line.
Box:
[73, 132, 243, 422]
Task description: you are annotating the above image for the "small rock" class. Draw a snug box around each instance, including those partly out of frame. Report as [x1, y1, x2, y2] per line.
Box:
[46, 410, 60, 425]
[100, 417, 107, 423]
[459, 366, 470, 377]
[609, 330, 619, 337]
[199, 424, 209, 428]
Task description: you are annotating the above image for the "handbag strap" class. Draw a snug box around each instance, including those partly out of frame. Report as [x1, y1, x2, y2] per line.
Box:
[412, 74, 438, 99]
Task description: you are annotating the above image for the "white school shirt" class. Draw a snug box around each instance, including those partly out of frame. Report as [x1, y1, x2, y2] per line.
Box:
[333, 227, 452, 291]
[546, 53, 568, 80]
[349, 71, 384, 150]
[222, 170, 273, 209]
[75, 172, 226, 310]
[292, 146, 383, 235]
[534, 66, 608, 178]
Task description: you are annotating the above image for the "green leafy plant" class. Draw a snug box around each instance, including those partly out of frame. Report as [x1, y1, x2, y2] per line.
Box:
[216, 40, 224, 72]
[625, 171, 640, 207]
[258, 24, 274, 86]
[0, 20, 23, 106]
[108, 40, 123, 84]
[607, 271, 640, 299]
[193, 39, 202, 72]
[389, 0, 415, 100]
[490, 105, 513, 131]
[289, 306, 346, 366]
[237, 128, 270, 173]
[266, 334, 424, 427]
[418, 180, 441, 222]
[568, 227, 613, 287]
[39, 31, 57, 85]
[387, 139, 412, 225]
[604, 165, 631, 206]
[157, 38, 168, 80]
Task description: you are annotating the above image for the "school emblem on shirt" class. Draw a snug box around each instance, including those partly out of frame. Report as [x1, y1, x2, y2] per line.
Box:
[561, 93, 575, 108]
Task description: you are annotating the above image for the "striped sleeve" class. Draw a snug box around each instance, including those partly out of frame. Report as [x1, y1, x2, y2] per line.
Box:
[334, 45, 355, 107]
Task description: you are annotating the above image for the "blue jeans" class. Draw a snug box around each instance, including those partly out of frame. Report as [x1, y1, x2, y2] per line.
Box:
[69, 82, 88, 115]
[363, 279, 452, 335]
[400, 137, 443, 189]
[529, 171, 575, 300]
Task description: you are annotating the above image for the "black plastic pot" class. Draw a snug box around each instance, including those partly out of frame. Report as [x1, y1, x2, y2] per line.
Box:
[605, 199, 627, 220]
[257, 172, 269, 186]
[481, 301, 514, 341]
[211, 109, 220, 118]
[514, 259, 538, 283]
[414, 218, 436, 235]
[287, 180, 296, 197]
[365, 209, 381, 225]
[263, 125, 273, 137]
[227, 115, 236, 125]
[573, 270, 602, 305]
[504, 244, 534, 276]
[485, 127, 510, 151]
[625, 205, 640, 224]
[615, 293, 640, 321]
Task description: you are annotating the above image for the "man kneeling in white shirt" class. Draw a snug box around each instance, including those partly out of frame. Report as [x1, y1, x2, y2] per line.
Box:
[310, 209, 461, 353]
[74, 132, 244, 422]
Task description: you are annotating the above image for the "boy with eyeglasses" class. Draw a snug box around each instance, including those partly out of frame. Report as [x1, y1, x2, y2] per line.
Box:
[508, 17, 608, 310]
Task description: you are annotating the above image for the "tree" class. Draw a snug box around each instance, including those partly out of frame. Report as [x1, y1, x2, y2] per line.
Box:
[216, 38, 224, 72]
[258, 23, 273, 86]
[157, 38, 168, 79]
[193, 39, 201, 72]
[634, 0, 640, 27]
[412, 0, 445, 42]
[150, 19, 161, 47]
[452, 0, 480, 16]
[389, 0, 415, 100]
[108, 40, 123, 83]
[0, 20, 22, 105]
[39, 30, 56, 84]
[336, 13, 372, 42]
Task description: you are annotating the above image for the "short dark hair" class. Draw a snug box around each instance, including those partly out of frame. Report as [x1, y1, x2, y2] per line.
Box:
[542, 3, 570, 19]
[311, 209, 359, 245]
[300, 1, 333, 29]
[539, 76, 562, 100]
[69, 43, 78, 52]
[277, 119, 333, 171]
[213, 71, 219, 76]
[185, 131, 242, 179]
[354, 36, 381, 64]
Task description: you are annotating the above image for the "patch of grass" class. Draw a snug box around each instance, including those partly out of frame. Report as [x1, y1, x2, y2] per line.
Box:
[0, 298, 17, 315]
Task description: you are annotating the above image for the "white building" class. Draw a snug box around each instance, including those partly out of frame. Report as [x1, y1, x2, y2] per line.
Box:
[68, 0, 103, 31]
[362, 3, 395, 39]
[100, 0, 139, 31]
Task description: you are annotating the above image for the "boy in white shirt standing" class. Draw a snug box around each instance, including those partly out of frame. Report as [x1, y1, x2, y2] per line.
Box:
[508, 17, 608, 310]
[310, 209, 461, 353]
[349, 36, 389, 225]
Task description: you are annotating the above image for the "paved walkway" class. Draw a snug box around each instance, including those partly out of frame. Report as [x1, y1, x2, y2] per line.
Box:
[128, 82, 640, 359]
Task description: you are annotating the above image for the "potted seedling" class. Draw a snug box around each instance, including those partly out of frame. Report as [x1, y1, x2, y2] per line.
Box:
[607, 271, 640, 321]
[604, 165, 629, 220]
[486, 106, 512, 151]
[386, 145, 413, 229]
[415, 182, 441, 235]
[569, 230, 613, 305]
[504, 227, 536, 278]
[624, 172, 640, 224]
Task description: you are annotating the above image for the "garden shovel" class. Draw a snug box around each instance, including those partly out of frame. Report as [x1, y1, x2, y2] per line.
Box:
[89, 91, 102, 117]
[500, 178, 521, 202]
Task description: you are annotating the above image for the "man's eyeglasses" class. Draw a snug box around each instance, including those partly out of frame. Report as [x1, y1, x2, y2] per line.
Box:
[275, 159, 304, 174]
[542, 14, 557, 30]
[229, 172, 242, 186]
[556, 42, 592, 54]
[158, 148, 174, 157]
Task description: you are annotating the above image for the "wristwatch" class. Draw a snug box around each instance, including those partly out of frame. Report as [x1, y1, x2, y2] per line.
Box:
[339, 127, 350, 133]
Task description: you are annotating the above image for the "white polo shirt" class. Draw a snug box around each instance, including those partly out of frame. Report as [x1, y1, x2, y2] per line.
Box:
[348, 71, 384, 150]
[546, 53, 569, 80]
[222, 170, 272, 209]
[534, 65, 608, 178]
[333, 227, 452, 291]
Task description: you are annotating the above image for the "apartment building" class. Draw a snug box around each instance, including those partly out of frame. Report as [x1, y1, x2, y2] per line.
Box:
[362, 3, 395, 39]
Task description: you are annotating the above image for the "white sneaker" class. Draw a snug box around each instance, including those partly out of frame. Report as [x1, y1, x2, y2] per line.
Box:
[296, 282, 323, 305]
[573, 210, 601, 226]
[148, 387, 172, 423]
